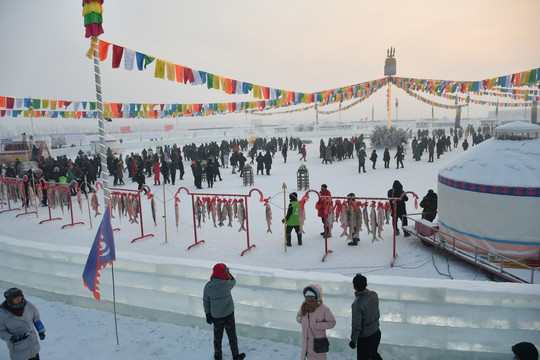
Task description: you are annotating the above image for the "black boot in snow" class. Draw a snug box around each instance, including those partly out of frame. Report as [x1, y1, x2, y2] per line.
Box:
[234, 353, 246, 360]
[298, 235, 302, 246]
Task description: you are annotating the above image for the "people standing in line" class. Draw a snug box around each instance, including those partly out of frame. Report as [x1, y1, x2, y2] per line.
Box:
[206, 158, 215, 188]
[300, 144, 307, 162]
[369, 150, 378, 170]
[212, 158, 223, 182]
[263, 151, 272, 175]
[283, 192, 302, 246]
[116, 156, 125, 185]
[256, 152, 264, 175]
[0, 288, 46, 360]
[382, 148, 390, 169]
[511, 342, 538, 360]
[394, 146, 404, 169]
[387, 180, 409, 236]
[152, 160, 161, 185]
[161, 160, 170, 185]
[191, 160, 203, 189]
[428, 139, 435, 163]
[316, 184, 332, 237]
[419, 189, 438, 222]
[281, 145, 288, 163]
[169, 160, 177, 185]
[203, 263, 246, 360]
[324, 145, 332, 164]
[296, 284, 336, 360]
[349, 274, 383, 360]
[358, 149, 367, 173]
[134, 169, 146, 193]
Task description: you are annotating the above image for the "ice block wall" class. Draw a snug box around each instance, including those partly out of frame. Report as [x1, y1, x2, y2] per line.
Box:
[0, 237, 538, 360]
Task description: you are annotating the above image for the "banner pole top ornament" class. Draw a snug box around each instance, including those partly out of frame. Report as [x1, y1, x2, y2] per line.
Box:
[384, 47, 397, 77]
[83, 0, 104, 58]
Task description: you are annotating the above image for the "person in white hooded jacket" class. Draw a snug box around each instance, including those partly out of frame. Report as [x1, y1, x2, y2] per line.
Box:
[0, 288, 45, 360]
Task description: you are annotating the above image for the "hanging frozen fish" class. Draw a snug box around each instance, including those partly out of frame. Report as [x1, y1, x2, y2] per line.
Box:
[298, 206, 306, 234]
[59, 189, 65, 214]
[151, 196, 157, 226]
[385, 203, 391, 224]
[354, 203, 363, 238]
[377, 204, 385, 239]
[195, 198, 202, 228]
[77, 189, 83, 213]
[175, 200, 180, 230]
[227, 201, 233, 227]
[218, 200, 225, 227]
[363, 205, 370, 234]
[211, 198, 217, 228]
[339, 203, 349, 238]
[233, 200, 238, 218]
[36, 185, 43, 205]
[131, 197, 139, 224]
[346, 202, 355, 240]
[91, 192, 101, 217]
[326, 203, 334, 237]
[370, 206, 378, 242]
[265, 203, 272, 233]
[27, 185, 35, 205]
[237, 200, 246, 232]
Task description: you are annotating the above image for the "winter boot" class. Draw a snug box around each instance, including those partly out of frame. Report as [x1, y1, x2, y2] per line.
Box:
[297, 235, 302, 246]
[286, 234, 292, 247]
[233, 353, 246, 360]
[348, 239, 358, 246]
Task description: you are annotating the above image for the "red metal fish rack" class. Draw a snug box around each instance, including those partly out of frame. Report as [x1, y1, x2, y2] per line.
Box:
[0, 176, 21, 215]
[109, 186, 154, 243]
[301, 191, 417, 264]
[174, 187, 269, 256]
[38, 181, 84, 228]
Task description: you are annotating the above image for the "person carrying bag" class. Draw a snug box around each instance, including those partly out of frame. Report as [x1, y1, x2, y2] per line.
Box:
[296, 284, 336, 359]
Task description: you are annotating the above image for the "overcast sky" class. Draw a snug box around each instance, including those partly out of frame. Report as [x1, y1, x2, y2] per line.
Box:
[1, 0, 539, 123]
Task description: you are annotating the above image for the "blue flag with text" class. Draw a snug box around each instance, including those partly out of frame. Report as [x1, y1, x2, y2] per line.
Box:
[83, 201, 116, 300]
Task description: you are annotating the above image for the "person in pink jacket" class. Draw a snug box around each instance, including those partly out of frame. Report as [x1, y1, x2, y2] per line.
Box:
[296, 284, 336, 360]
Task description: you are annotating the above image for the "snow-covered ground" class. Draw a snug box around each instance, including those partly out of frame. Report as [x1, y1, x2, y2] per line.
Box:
[1, 131, 538, 359]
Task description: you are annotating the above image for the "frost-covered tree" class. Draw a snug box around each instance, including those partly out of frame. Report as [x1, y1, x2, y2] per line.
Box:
[369, 126, 409, 148]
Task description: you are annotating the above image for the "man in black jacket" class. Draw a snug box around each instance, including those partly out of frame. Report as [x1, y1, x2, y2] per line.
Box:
[349, 274, 383, 360]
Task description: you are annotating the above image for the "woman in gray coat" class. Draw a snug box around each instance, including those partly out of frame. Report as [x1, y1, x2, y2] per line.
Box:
[0, 288, 46, 360]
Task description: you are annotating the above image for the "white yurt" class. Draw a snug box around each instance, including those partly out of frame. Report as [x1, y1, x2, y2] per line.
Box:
[437, 121, 540, 263]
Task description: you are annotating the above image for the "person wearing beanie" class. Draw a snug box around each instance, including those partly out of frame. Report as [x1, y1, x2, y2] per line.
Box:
[0, 287, 46, 360]
[296, 284, 336, 360]
[283, 192, 302, 246]
[203, 264, 245, 360]
[349, 274, 383, 360]
[512, 342, 538, 360]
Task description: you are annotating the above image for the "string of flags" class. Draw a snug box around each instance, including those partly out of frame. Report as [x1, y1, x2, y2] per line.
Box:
[395, 82, 534, 109]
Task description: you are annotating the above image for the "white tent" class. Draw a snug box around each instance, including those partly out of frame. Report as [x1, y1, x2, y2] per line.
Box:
[437, 121, 540, 261]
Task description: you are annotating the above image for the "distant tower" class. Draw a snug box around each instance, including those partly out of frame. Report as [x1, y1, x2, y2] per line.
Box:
[384, 47, 396, 129]
[384, 47, 396, 76]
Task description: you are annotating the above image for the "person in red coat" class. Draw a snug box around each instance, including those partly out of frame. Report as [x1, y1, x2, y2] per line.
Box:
[316, 184, 332, 237]
[152, 161, 161, 185]
[300, 144, 307, 161]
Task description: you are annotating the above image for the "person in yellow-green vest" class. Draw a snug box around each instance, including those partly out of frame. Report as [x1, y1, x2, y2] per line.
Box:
[283, 192, 302, 247]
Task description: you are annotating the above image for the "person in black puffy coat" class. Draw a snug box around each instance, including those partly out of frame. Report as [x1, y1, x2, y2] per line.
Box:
[387, 180, 409, 236]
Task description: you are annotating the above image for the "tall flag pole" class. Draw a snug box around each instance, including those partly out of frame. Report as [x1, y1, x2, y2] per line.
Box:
[82, 0, 118, 345]
[384, 47, 396, 129]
